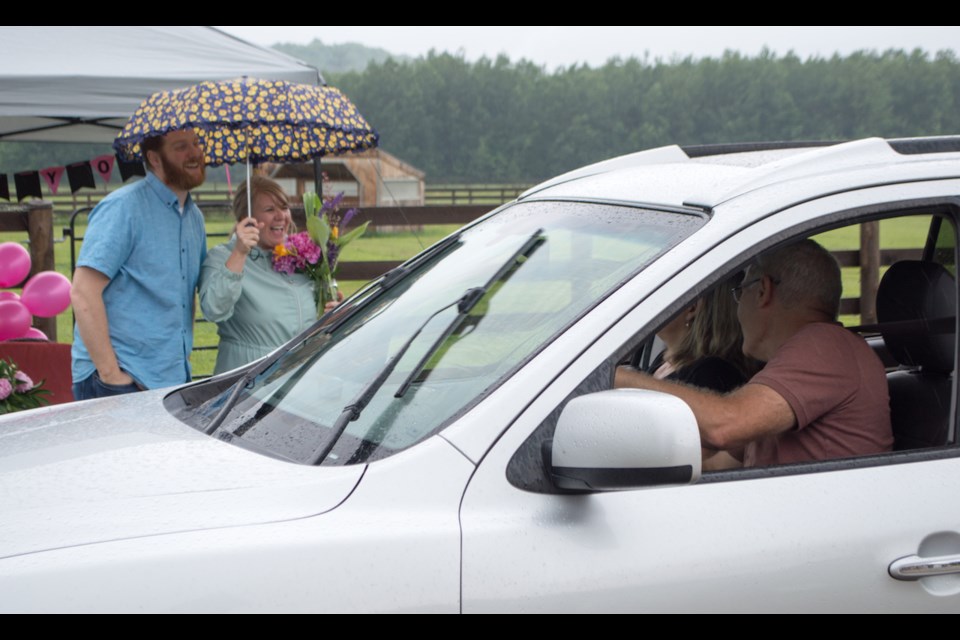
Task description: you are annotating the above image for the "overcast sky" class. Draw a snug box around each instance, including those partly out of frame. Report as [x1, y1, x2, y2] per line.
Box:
[216, 26, 960, 69]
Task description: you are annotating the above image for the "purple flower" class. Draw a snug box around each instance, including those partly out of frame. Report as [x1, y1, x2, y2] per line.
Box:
[0, 379, 12, 401]
[322, 192, 345, 213]
[341, 208, 358, 229]
[275, 255, 298, 275]
[326, 242, 341, 271]
[14, 371, 33, 393]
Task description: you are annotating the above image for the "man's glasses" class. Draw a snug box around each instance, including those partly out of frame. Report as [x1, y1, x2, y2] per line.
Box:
[731, 277, 763, 304]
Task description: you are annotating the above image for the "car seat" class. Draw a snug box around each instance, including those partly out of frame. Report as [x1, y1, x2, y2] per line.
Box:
[876, 260, 956, 450]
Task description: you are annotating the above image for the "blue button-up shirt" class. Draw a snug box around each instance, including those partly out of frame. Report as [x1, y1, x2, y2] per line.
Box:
[72, 172, 207, 389]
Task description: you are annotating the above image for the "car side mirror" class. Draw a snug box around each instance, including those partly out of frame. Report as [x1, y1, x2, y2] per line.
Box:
[548, 389, 701, 491]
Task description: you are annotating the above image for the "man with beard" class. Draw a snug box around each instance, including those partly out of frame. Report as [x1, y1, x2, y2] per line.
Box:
[71, 129, 208, 399]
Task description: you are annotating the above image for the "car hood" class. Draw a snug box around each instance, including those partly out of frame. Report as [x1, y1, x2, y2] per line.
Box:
[0, 390, 365, 559]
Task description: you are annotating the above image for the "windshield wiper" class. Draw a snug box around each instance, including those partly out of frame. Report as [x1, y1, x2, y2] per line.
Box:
[394, 228, 545, 398]
[202, 289, 374, 437]
[307, 228, 545, 465]
[307, 295, 465, 465]
[203, 345, 291, 436]
[378, 232, 464, 292]
[203, 234, 467, 438]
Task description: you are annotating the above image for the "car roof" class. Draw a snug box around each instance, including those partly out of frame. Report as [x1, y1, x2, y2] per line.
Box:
[518, 136, 960, 213]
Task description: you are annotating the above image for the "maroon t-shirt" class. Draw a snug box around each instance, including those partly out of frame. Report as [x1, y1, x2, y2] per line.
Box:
[744, 323, 893, 467]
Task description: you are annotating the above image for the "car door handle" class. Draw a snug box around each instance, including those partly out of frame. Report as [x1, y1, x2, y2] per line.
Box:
[889, 553, 960, 580]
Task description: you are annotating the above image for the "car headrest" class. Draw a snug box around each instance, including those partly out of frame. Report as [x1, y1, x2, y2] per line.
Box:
[876, 260, 956, 373]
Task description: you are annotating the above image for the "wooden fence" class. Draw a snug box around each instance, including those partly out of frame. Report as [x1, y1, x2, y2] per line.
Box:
[424, 185, 528, 206]
[51, 184, 530, 211]
[294, 205, 492, 280]
[62, 203, 494, 282]
[0, 201, 924, 351]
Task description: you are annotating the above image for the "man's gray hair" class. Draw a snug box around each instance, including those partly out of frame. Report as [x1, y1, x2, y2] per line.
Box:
[752, 239, 842, 318]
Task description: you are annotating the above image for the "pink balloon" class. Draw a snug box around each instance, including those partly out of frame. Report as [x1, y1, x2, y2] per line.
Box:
[0, 300, 32, 341]
[21, 327, 48, 341]
[21, 271, 71, 318]
[0, 291, 20, 302]
[0, 243, 31, 288]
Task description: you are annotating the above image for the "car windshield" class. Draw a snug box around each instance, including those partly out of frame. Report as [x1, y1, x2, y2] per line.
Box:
[171, 200, 704, 465]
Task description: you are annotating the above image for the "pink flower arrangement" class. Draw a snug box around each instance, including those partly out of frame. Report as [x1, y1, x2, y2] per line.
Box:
[272, 232, 323, 275]
[288, 232, 323, 265]
[14, 370, 33, 393]
[271, 189, 369, 317]
[0, 358, 47, 413]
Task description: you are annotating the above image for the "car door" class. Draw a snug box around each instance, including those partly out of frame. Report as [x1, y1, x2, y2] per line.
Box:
[459, 180, 960, 613]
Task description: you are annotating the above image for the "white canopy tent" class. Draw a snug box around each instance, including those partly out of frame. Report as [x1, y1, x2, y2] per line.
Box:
[0, 26, 322, 143]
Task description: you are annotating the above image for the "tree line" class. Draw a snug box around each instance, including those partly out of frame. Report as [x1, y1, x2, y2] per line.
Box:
[330, 48, 960, 183]
[3, 48, 958, 186]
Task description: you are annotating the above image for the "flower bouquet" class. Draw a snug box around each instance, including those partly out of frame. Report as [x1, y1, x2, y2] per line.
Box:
[0, 358, 49, 414]
[272, 192, 369, 317]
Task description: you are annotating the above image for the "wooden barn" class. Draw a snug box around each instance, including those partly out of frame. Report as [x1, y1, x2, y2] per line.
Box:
[266, 149, 425, 207]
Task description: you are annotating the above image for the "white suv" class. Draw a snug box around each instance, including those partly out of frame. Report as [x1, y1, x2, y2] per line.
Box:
[1, 137, 958, 612]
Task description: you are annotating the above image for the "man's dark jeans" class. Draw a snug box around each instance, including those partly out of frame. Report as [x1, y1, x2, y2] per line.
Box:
[72, 371, 142, 401]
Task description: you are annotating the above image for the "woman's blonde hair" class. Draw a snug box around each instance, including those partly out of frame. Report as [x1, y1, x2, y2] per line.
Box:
[232, 176, 295, 234]
[670, 275, 757, 377]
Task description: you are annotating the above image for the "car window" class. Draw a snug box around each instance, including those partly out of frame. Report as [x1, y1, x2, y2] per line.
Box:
[171, 201, 705, 465]
[508, 207, 959, 492]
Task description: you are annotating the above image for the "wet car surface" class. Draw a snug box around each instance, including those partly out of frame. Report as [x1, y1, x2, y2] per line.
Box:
[2, 137, 960, 612]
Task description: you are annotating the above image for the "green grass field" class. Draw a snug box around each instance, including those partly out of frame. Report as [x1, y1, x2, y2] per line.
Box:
[0, 210, 934, 378]
[813, 216, 932, 325]
[4, 210, 462, 377]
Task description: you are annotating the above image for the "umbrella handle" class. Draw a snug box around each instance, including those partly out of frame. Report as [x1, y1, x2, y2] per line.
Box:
[246, 156, 252, 218]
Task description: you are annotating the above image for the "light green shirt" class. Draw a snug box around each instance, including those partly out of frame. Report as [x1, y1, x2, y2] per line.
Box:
[199, 239, 316, 374]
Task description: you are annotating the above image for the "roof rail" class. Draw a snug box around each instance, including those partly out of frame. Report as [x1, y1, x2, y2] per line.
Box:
[888, 136, 960, 155]
[681, 140, 843, 158]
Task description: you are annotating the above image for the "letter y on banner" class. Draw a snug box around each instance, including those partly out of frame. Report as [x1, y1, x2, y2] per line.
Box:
[39, 166, 65, 195]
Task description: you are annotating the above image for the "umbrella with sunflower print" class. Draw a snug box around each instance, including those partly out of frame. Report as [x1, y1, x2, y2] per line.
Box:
[113, 77, 378, 213]
[114, 77, 378, 166]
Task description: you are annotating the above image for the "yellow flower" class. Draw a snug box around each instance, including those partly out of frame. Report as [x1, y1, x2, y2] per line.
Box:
[274, 244, 290, 257]
[331, 226, 340, 241]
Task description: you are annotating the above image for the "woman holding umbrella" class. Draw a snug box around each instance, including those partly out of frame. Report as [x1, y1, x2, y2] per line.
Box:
[199, 176, 335, 375]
